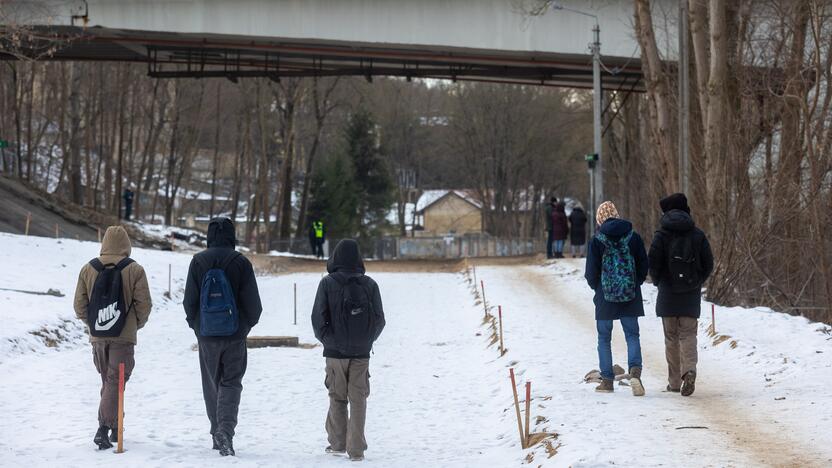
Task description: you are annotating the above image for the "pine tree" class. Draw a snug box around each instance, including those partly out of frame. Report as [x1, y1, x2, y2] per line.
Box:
[309, 152, 360, 240]
[344, 108, 394, 238]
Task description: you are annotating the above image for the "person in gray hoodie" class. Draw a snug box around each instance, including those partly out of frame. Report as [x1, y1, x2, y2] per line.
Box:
[311, 239, 385, 462]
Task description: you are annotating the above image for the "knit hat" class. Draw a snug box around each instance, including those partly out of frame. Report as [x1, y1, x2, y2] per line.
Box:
[596, 201, 619, 226]
[659, 193, 690, 214]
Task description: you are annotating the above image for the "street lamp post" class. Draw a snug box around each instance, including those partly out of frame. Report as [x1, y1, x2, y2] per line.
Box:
[552, 4, 603, 229]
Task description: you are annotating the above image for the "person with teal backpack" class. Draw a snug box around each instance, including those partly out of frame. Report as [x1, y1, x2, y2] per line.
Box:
[584, 201, 649, 396]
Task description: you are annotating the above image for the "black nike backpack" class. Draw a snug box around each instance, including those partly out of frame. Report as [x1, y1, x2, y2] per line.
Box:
[86, 257, 134, 337]
[334, 276, 375, 356]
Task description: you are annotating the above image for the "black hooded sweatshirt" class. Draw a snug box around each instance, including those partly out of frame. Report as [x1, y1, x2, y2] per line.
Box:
[648, 208, 714, 318]
[184, 218, 263, 340]
[311, 239, 385, 359]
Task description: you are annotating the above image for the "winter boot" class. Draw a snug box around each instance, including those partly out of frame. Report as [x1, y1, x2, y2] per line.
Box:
[666, 385, 680, 393]
[326, 446, 346, 455]
[94, 426, 113, 450]
[629, 367, 645, 397]
[213, 432, 235, 457]
[595, 378, 614, 393]
[109, 426, 118, 443]
[681, 371, 696, 397]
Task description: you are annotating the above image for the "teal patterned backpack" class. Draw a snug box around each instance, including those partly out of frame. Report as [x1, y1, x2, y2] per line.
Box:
[597, 231, 636, 303]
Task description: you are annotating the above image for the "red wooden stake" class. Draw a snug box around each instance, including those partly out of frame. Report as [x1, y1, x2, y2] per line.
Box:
[117, 362, 125, 453]
[509, 368, 526, 449]
[498, 305, 505, 356]
[524, 381, 531, 447]
[480, 280, 487, 317]
[711, 303, 716, 334]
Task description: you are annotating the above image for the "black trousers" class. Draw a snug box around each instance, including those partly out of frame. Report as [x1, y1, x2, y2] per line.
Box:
[314, 239, 325, 258]
[198, 338, 247, 438]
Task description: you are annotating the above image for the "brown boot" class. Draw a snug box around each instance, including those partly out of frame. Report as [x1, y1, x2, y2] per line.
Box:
[629, 367, 645, 396]
[681, 371, 696, 397]
[595, 378, 614, 393]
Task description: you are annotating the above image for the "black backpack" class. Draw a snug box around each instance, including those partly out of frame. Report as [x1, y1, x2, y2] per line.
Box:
[86, 258, 134, 337]
[333, 275, 376, 356]
[665, 232, 701, 293]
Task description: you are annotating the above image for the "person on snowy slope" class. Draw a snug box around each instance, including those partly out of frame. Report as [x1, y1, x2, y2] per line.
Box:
[73, 225, 152, 450]
[648, 193, 714, 397]
[584, 201, 649, 396]
[183, 217, 262, 457]
[550, 202, 570, 258]
[311, 239, 386, 462]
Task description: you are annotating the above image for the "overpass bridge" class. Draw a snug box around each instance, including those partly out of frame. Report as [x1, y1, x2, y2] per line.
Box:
[0, 0, 678, 92]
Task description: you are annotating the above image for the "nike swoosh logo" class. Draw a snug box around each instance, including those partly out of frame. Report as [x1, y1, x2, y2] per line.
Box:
[350, 309, 363, 316]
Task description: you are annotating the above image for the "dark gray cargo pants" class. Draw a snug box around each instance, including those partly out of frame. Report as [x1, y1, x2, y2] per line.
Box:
[198, 338, 247, 438]
[325, 357, 370, 458]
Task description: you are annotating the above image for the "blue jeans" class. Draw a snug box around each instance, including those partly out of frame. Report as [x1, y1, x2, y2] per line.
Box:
[553, 239, 565, 254]
[596, 317, 643, 381]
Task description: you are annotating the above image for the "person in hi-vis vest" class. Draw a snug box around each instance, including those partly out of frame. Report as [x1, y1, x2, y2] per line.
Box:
[309, 220, 326, 258]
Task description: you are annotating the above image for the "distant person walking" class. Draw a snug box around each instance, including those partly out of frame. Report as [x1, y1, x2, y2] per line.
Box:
[309, 219, 326, 259]
[585, 201, 648, 396]
[544, 197, 558, 259]
[184, 217, 262, 456]
[312, 239, 386, 462]
[550, 202, 569, 258]
[122, 189, 134, 221]
[648, 193, 713, 396]
[73, 225, 152, 450]
[568, 205, 588, 258]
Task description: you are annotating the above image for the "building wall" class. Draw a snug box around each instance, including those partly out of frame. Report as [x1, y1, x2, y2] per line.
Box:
[421, 194, 481, 236]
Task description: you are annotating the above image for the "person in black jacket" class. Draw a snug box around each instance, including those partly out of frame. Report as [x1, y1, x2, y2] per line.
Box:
[585, 201, 649, 396]
[311, 239, 385, 462]
[648, 193, 714, 397]
[568, 205, 588, 258]
[183, 217, 262, 456]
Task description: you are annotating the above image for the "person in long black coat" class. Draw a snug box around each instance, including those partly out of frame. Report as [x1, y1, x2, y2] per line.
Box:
[648, 193, 713, 396]
[568, 206, 588, 258]
[585, 201, 648, 395]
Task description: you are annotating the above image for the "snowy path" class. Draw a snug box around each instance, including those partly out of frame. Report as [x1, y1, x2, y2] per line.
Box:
[474, 261, 832, 467]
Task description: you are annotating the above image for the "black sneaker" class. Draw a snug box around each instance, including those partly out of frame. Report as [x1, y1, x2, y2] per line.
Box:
[666, 385, 681, 393]
[681, 371, 696, 397]
[213, 432, 235, 456]
[326, 446, 346, 455]
[94, 426, 113, 450]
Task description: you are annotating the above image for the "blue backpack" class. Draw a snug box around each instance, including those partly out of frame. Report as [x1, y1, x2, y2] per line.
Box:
[597, 231, 637, 303]
[199, 251, 242, 337]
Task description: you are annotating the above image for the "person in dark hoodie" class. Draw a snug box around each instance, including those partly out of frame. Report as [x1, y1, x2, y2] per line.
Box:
[568, 204, 588, 258]
[648, 193, 713, 396]
[550, 202, 569, 258]
[183, 217, 262, 456]
[311, 239, 385, 462]
[585, 201, 649, 396]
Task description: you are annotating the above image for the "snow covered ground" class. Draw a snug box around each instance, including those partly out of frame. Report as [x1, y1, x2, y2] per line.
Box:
[1, 232, 831, 467]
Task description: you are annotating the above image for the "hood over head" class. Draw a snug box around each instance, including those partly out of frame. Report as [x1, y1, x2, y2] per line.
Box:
[660, 209, 695, 232]
[327, 239, 366, 275]
[596, 201, 619, 226]
[660, 193, 690, 214]
[100, 225, 132, 257]
[599, 218, 633, 239]
[207, 217, 237, 248]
